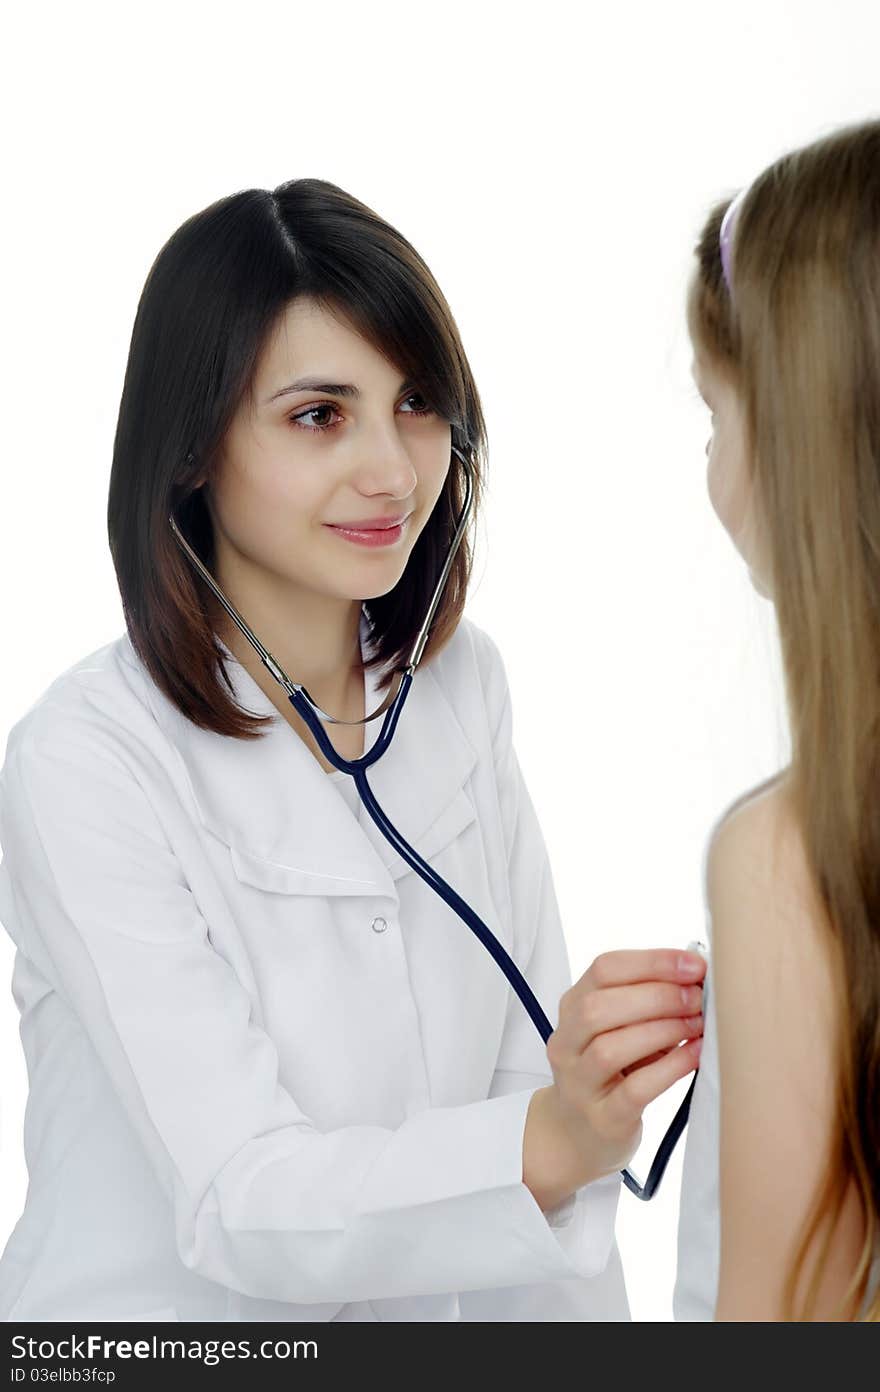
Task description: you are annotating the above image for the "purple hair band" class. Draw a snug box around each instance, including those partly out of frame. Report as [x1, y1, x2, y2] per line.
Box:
[719, 185, 749, 298]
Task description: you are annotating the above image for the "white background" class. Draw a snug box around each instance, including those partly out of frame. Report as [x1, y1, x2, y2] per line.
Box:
[0, 0, 874, 1321]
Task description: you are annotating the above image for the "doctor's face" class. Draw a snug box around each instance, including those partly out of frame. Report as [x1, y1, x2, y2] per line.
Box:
[203, 295, 452, 606]
[690, 350, 772, 600]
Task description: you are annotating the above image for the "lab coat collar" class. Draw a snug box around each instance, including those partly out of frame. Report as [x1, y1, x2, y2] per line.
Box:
[124, 608, 478, 901]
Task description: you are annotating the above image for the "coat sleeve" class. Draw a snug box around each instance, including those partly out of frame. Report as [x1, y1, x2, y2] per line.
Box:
[457, 627, 626, 1320]
[0, 698, 618, 1309]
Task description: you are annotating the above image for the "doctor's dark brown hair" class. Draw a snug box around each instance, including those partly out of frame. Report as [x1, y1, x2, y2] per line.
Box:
[688, 118, 880, 1321]
[107, 179, 487, 739]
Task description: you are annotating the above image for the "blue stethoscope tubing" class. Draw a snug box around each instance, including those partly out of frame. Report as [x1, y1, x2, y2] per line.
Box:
[291, 674, 696, 1202]
[170, 440, 696, 1202]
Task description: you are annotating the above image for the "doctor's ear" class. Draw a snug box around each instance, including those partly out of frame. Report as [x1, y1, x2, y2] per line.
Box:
[184, 451, 210, 491]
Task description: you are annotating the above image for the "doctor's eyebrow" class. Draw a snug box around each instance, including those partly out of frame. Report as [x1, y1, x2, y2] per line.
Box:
[264, 376, 416, 403]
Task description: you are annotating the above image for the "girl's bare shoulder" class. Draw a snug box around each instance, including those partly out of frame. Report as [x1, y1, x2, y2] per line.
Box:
[705, 768, 838, 1043]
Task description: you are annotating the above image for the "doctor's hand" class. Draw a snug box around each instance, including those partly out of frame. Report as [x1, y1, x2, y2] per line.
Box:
[522, 948, 706, 1212]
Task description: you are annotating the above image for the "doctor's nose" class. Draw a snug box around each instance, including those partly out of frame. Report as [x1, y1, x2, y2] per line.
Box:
[350, 424, 420, 499]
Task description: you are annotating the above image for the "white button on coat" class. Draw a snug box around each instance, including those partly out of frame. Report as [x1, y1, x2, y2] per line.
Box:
[0, 612, 628, 1322]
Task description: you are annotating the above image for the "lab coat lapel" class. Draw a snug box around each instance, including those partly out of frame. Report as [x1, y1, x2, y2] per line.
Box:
[355, 631, 479, 886]
[143, 613, 478, 898]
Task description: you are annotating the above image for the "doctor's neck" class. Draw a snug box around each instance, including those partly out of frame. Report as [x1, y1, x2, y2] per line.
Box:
[206, 566, 365, 721]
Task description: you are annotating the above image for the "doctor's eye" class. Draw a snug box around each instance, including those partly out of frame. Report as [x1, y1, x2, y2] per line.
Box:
[398, 392, 435, 418]
[289, 403, 345, 433]
[288, 392, 436, 435]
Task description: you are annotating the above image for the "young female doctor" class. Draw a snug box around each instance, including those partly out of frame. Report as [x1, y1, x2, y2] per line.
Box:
[0, 178, 706, 1323]
[674, 117, 880, 1321]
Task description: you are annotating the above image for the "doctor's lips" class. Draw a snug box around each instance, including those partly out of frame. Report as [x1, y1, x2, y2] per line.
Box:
[323, 512, 413, 547]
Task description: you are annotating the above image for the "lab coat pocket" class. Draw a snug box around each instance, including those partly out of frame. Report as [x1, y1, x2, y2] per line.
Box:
[227, 845, 378, 897]
[226, 786, 479, 893]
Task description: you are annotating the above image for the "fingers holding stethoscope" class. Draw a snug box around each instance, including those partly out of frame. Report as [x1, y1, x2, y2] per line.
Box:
[585, 1013, 704, 1083]
[543, 948, 707, 1180]
[565, 977, 704, 1039]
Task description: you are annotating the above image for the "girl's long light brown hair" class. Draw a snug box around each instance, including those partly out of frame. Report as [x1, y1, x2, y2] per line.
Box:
[688, 118, 880, 1321]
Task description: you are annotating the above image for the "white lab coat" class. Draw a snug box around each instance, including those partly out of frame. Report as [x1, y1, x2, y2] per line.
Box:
[0, 610, 629, 1322]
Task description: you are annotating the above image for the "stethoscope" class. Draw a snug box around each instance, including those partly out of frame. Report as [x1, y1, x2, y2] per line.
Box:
[170, 441, 696, 1200]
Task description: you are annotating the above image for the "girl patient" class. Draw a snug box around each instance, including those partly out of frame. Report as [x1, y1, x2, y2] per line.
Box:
[675, 116, 880, 1321]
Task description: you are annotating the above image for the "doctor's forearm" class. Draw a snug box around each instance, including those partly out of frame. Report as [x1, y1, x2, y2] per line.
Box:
[523, 1086, 603, 1212]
